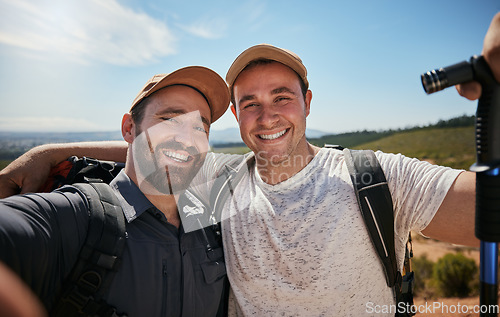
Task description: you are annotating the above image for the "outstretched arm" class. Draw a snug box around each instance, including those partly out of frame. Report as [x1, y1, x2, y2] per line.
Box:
[0, 141, 127, 198]
[423, 12, 500, 246]
[421, 171, 478, 246]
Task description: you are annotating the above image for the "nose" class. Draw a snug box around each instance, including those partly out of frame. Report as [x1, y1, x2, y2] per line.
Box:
[173, 122, 196, 146]
[256, 105, 279, 128]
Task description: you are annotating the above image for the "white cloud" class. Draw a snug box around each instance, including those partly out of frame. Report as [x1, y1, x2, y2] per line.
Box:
[0, 117, 109, 132]
[0, 0, 177, 65]
[177, 17, 226, 39]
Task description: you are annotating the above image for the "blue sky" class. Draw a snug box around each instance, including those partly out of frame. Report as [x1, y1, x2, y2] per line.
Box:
[0, 0, 498, 135]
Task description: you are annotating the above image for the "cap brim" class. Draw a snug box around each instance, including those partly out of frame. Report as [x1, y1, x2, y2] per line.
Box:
[132, 66, 230, 123]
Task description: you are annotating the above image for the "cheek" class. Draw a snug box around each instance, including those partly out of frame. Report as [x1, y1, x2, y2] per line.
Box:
[194, 134, 210, 152]
[146, 123, 174, 143]
[284, 106, 307, 122]
[236, 111, 254, 127]
[235, 115, 253, 139]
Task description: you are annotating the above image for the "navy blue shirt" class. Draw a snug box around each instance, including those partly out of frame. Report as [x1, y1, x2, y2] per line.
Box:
[0, 170, 227, 316]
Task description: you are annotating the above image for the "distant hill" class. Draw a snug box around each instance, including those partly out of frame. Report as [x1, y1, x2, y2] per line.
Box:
[308, 114, 476, 170]
[356, 126, 475, 170]
[0, 115, 475, 163]
[308, 114, 475, 149]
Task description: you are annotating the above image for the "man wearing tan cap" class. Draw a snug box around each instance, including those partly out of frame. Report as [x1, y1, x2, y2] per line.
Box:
[192, 44, 475, 316]
[2, 13, 500, 317]
[0, 66, 230, 317]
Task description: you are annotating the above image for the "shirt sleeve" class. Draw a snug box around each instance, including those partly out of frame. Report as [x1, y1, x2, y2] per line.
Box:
[375, 151, 463, 234]
[187, 152, 246, 203]
[0, 186, 90, 307]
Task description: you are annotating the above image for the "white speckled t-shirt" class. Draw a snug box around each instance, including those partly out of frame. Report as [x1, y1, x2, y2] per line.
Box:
[194, 148, 462, 316]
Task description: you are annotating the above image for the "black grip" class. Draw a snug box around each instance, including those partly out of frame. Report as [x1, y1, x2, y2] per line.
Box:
[474, 56, 500, 167]
[475, 171, 500, 242]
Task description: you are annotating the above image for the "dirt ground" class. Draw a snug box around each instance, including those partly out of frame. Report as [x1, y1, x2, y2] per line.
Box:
[411, 235, 498, 317]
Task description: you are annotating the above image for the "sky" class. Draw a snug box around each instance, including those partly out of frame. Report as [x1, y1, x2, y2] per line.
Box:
[0, 0, 499, 136]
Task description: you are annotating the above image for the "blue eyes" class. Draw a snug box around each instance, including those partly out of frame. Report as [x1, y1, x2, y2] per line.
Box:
[160, 117, 207, 133]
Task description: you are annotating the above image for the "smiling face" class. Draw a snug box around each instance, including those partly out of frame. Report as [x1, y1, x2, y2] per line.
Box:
[129, 85, 211, 195]
[232, 61, 312, 166]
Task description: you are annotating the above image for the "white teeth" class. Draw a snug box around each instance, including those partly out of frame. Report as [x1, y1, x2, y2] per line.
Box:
[259, 129, 286, 140]
[164, 150, 189, 162]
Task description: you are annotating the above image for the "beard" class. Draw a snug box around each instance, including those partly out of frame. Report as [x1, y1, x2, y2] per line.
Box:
[132, 131, 206, 195]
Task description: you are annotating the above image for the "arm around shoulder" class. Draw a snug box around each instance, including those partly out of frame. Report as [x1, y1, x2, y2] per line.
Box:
[0, 141, 127, 198]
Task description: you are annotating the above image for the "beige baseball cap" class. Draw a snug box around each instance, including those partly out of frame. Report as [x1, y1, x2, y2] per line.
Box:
[131, 66, 230, 123]
[226, 44, 308, 90]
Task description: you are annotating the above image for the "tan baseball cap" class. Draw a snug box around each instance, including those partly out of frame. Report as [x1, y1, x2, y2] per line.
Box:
[226, 44, 308, 90]
[131, 66, 230, 123]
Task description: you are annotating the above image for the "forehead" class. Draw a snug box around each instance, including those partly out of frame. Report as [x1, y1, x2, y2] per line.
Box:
[233, 61, 302, 97]
[238, 61, 297, 81]
[146, 85, 212, 122]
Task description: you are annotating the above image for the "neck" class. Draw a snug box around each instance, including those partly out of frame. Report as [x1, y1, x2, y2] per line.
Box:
[145, 193, 181, 228]
[255, 142, 320, 185]
[124, 154, 181, 228]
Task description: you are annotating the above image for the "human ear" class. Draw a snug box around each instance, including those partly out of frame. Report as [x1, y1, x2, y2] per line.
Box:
[121, 113, 135, 144]
[304, 90, 312, 117]
[230, 104, 238, 121]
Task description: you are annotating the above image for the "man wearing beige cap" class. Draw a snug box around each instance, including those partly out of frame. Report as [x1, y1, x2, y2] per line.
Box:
[2, 13, 500, 317]
[0, 66, 230, 317]
[190, 44, 476, 316]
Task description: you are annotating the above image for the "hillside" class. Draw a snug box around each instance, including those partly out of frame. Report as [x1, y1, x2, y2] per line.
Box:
[308, 115, 476, 170]
[354, 126, 475, 170]
[0, 115, 477, 170]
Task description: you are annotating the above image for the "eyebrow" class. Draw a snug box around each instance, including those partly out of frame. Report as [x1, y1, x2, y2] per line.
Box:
[238, 94, 256, 105]
[271, 86, 297, 96]
[156, 109, 211, 127]
[238, 86, 297, 105]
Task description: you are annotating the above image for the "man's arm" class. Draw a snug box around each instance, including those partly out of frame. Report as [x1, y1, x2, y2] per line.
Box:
[0, 141, 127, 198]
[0, 188, 91, 307]
[421, 171, 479, 246]
[427, 13, 500, 246]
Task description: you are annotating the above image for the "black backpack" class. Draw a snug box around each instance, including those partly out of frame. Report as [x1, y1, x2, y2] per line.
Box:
[209, 147, 415, 317]
[44, 157, 128, 317]
[48, 156, 230, 317]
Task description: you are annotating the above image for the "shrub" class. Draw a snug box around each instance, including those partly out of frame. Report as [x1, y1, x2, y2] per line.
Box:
[432, 253, 477, 297]
[412, 254, 435, 297]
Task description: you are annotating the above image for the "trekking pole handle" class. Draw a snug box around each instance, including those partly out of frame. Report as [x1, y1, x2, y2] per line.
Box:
[422, 55, 500, 169]
[422, 55, 500, 317]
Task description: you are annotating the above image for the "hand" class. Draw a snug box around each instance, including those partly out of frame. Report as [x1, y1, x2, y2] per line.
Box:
[456, 12, 500, 100]
[0, 145, 55, 198]
[0, 261, 47, 317]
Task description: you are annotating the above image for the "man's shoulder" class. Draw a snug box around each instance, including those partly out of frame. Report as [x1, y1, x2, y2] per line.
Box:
[205, 152, 251, 172]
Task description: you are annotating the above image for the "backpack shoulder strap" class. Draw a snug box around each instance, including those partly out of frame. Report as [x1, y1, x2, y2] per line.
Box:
[52, 181, 127, 317]
[343, 149, 399, 287]
[335, 146, 415, 316]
